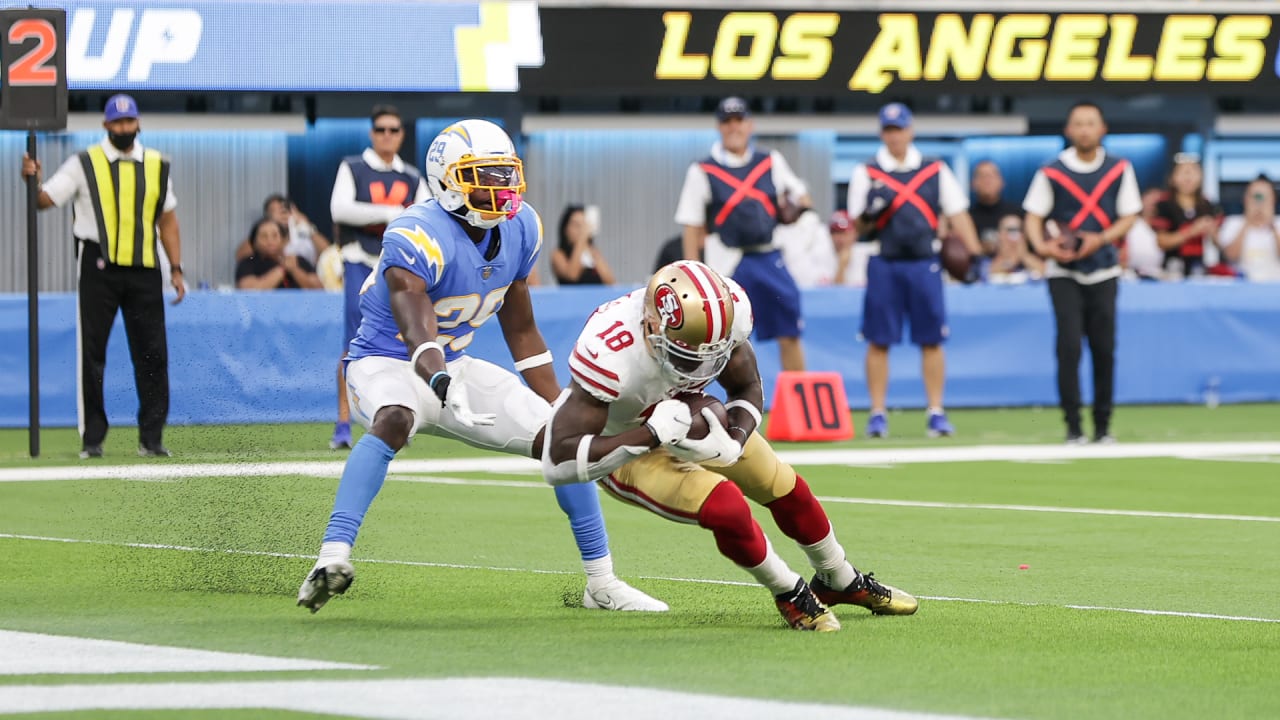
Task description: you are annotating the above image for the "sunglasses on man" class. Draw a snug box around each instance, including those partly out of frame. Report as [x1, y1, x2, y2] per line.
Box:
[372, 126, 403, 134]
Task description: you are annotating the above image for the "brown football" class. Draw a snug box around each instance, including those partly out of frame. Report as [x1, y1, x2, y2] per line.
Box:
[674, 392, 729, 440]
[940, 234, 971, 282]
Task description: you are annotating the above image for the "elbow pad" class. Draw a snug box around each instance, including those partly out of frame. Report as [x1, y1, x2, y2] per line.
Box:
[542, 433, 648, 486]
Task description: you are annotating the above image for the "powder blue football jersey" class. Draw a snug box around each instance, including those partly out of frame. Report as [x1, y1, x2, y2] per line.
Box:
[347, 199, 542, 362]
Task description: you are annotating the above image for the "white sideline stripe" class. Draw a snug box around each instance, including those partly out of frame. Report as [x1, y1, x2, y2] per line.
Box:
[5, 440, 1280, 483]
[388, 474, 1280, 524]
[0, 677, 999, 719]
[0, 630, 375, 675]
[3, 532, 1278, 625]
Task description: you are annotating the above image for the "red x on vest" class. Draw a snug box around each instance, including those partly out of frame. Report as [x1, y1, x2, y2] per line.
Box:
[1042, 161, 1128, 231]
[866, 161, 942, 231]
[700, 156, 776, 228]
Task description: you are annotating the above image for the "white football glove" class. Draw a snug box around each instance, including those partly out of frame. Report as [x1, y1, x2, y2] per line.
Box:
[670, 408, 744, 467]
[645, 399, 692, 445]
[445, 379, 496, 428]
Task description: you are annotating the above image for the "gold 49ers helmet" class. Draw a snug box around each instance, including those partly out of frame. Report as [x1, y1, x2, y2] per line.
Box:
[644, 260, 736, 391]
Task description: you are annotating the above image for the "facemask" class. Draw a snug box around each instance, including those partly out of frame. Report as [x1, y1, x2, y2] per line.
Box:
[108, 131, 137, 151]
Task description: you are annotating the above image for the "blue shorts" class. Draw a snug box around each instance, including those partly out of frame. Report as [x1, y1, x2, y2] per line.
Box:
[861, 256, 947, 346]
[732, 250, 802, 341]
[343, 261, 374, 350]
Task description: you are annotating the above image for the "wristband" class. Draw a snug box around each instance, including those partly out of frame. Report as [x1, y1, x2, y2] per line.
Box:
[428, 371, 450, 405]
[410, 341, 444, 367]
[171, 264, 184, 275]
[514, 350, 553, 372]
[724, 399, 763, 427]
[727, 426, 749, 443]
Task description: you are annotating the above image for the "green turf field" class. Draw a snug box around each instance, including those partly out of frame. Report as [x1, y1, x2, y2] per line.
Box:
[2, 405, 1278, 719]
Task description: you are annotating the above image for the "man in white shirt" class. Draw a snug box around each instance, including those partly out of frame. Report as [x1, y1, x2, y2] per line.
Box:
[20, 94, 185, 459]
[847, 103, 980, 439]
[674, 97, 810, 372]
[1023, 101, 1141, 444]
[327, 105, 429, 450]
[1220, 175, 1280, 282]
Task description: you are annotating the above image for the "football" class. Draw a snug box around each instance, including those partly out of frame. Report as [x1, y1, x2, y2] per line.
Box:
[674, 392, 729, 440]
[940, 234, 972, 282]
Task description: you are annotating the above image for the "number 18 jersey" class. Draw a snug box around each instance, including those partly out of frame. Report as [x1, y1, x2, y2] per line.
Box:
[567, 282, 753, 436]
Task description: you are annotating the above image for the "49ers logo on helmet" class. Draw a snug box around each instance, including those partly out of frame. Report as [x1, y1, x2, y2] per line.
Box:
[653, 284, 683, 329]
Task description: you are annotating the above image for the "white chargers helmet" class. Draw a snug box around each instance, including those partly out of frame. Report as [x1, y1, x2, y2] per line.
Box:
[425, 119, 525, 229]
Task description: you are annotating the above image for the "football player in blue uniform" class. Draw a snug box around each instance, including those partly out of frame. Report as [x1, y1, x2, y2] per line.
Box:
[297, 120, 666, 614]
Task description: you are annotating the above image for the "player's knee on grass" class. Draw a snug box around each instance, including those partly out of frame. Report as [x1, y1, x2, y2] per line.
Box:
[371, 405, 415, 450]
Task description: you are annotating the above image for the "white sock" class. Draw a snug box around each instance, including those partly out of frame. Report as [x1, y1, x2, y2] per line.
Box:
[316, 541, 351, 568]
[744, 541, 802, 595]
[801, 529, 857, 589]
[927, 406, 944, 416]
[583, 555, 615, 589]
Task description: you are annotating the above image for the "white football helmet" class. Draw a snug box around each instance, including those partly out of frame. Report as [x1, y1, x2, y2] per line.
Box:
[644, 260, 736, 392]
[425, 119, 525, 229]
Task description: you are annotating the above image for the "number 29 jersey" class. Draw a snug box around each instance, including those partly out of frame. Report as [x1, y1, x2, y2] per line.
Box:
[347, 199, 543, 363]
[567, 280, 753, 436]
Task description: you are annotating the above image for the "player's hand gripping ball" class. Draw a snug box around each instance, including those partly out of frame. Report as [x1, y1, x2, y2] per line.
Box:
[675, 392, 729, 440]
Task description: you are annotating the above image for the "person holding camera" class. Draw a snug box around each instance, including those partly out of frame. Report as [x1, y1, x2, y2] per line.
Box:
[1218, 175, 1280, 282]
[847, 103, 979, 439]
[1023, 102, 1141, 444]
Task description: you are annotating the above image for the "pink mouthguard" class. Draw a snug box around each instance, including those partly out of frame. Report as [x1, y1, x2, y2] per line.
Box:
[497, 190, 523, 219]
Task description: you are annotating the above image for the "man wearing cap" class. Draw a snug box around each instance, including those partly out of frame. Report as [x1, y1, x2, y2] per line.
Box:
[847, 102, 980, 439]
[21, 94, 185, 459]
[675, 97, 810, 371]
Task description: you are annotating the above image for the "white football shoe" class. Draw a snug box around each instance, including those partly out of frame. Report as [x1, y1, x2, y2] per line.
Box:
[297, 560, 355, 614]
[583, 578, 669, 612]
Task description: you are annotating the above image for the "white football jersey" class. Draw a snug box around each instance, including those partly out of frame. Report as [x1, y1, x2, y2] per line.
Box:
[567, 280, 753, 435]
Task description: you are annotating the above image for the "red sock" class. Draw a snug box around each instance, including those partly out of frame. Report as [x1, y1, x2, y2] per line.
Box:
[698, 482, 768, 567]
[766, 476, 832, 546]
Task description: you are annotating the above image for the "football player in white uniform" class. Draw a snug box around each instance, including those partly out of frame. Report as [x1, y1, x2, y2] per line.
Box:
[297, 120, 666, 615]
[542, 260, 918, 631]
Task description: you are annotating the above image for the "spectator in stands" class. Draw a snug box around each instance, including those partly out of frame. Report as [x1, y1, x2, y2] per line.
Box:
[654, 232, 703, 272]
[235, 218, 323, 290]
[551, 204, 615, 285]
[1152, 154, 1221, 279]
[775, 208, 837, 288]
[986, 214, 1044, 282]
[1024, 101, 1141, 444]
[848, 102, 981, 439]
[970, 160, 1022, 256]
[829, 210, 869, 287]
[1121, 188, 1166, 277]
[1219, 175, 1280, 282]
[675, 96, 809, 372]
[234, 195, 331, 266]
[328, 104, 429, 450]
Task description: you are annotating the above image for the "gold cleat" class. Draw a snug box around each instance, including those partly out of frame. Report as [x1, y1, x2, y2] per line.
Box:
[774, 578, 842, 632]
[811, 572, 919, 616]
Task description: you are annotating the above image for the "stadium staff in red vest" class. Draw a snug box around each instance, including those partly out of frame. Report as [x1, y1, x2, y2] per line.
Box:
[1023, 101, 1141, 445]
[675, 97, 810, 372]
[847, 102, 980, 439]
[328, 104, 429, 450]
[20, 94, 185, 459]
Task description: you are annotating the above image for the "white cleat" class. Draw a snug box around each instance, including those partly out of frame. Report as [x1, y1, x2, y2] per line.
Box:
[297, 560, 355, 614]
[583, 578, 669, 612]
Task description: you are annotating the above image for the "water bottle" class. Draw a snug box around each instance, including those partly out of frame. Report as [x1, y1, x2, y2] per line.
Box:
[1203, 376, 1221, 409]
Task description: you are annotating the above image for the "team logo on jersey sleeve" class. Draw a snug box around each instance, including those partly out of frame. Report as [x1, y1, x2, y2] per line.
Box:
[653, 284, 683, 329]
[388, 225, 446, 275]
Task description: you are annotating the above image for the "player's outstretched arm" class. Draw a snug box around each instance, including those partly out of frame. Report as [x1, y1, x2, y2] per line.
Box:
[497, 278, 560, 403]
[386, 267, 447, 381]
[718, 343, 765, 441]
[543, 385, 690, 486]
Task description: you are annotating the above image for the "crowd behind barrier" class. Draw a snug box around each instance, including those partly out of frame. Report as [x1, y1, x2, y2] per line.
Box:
[2, 281, 1277, 428]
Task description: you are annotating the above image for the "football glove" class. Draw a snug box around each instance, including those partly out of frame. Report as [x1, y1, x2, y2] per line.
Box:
[645, 399, 692, 445]
[670, 408, 743, 467]
[437, 375, 496, 428]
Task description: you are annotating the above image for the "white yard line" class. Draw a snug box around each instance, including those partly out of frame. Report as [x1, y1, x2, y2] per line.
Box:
[5, 440, 1280, 483]
[2, 532, 1277, 625]
[0, 678, 1002, 720]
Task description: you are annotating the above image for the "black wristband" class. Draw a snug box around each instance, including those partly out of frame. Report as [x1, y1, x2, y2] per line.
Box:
[429, 371, 450, 407]
[172, 264, 184, 275]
